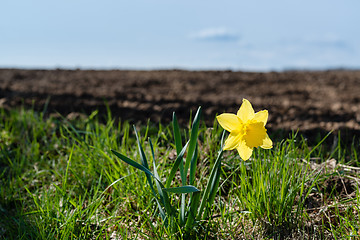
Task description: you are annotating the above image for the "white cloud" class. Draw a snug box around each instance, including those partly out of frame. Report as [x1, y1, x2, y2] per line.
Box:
[190, 28, 239, 41]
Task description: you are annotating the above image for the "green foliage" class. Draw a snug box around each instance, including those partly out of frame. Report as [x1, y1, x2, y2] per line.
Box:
[234, 135, 319, 234]
[0, 107, 359, 239]
[112, 107, 225, 236]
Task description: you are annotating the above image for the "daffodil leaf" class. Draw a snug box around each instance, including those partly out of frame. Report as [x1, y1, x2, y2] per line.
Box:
[111, 149, 163, 188]
[173, 112, 187, 184]
[149, 138, 171, 221]
[184, 107, 201, 180]
[173, 111, 188, 225]
[165, 141, 189, 188]
[185, 191, 201, 231]
[189, 143, 198, 185]
[163, 185, 200, 194]
[111, 150, 151, 176]
[132, 126, 158, 198]
[172, 112, 182, 155]
[133, 126, 150, 169]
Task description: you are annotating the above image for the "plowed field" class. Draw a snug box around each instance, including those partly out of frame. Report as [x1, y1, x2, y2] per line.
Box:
[1, 69, 360, 141]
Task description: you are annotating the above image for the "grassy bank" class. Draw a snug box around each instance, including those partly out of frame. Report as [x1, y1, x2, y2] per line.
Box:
[1, 107, 359, 239]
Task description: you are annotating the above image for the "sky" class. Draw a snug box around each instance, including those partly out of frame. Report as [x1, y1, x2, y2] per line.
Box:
[1, 0, 359, 71]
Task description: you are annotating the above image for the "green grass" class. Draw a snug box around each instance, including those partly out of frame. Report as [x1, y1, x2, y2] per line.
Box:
[1, 107, 359, 239]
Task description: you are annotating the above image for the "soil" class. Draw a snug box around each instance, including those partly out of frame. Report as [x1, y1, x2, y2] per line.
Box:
[1, 68, 360, 141]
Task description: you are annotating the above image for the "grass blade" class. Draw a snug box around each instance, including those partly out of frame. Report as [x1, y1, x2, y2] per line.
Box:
[62, 145, 74, 191]
[305, 131, 332, 159]
[197, 131, 225, 220]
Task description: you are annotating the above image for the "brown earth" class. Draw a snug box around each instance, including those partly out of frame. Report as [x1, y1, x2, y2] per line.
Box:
[1, 68, 360, 141]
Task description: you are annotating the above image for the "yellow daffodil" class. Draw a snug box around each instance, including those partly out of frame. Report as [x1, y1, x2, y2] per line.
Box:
[216, 99, 272, 160]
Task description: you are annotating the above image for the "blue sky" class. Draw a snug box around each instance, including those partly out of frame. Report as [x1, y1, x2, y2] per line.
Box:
[1, 0, 359, 71]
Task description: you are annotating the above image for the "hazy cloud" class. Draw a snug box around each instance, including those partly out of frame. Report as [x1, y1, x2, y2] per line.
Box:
[303, 36, 352, 51]
[277, 35, 353, 52]
[190, 28, 239, 41]
[235, 35, 356, 70]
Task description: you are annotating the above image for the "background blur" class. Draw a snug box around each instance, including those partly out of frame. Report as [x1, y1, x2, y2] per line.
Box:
[1, 0, 359, 71]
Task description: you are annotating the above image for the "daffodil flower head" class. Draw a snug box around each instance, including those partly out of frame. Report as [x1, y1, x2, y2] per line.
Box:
[216, 99, 273, 160]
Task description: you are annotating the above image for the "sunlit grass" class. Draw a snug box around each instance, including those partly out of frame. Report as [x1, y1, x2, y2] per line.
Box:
[0, 107, 359, 239]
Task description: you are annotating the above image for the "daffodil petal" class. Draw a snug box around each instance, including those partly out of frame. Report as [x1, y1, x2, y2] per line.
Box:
[253, 110, 268, 126]
[237, 99, 255, 123]
[244, 122, 267, 148]
[261, 134, 273, 149]
[237, 140, 253, 160]
[216, 113, 241, 132]
[223, 131, 242, 150]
